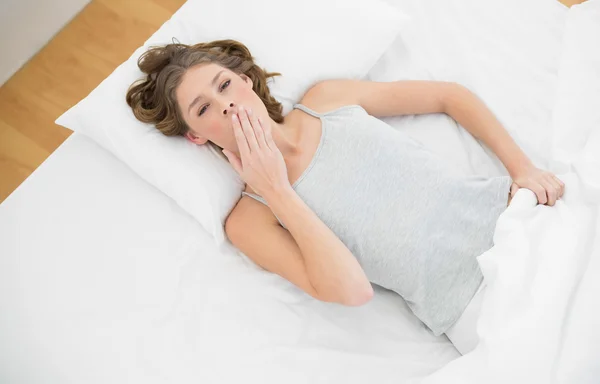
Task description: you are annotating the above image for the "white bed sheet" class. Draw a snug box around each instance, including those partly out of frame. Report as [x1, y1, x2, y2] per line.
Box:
[0, 133, 458, 383]
[372, 0, 568, 178]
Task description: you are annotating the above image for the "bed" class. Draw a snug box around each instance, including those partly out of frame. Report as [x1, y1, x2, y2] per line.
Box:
[0, 132, 460, 382]
[1, 0, 599, 383]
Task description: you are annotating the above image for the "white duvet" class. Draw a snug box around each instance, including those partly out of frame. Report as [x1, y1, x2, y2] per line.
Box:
[412, 2, 600, 383]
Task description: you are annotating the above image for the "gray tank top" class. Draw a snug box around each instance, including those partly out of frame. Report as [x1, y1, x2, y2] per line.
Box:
[242, 103, 511, 336]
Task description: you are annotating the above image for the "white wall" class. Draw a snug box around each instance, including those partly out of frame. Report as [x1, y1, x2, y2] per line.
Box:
[0, 0, 91, 86]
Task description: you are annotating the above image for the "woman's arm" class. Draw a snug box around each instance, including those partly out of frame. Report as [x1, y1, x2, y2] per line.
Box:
[437, 85, 564, 205]
[305, 80, 565, 205]
[265, 185, 374, 305]
[307, 80, 529, 175]
[224, 106, 373, 305]
[442, 86, 529, 176]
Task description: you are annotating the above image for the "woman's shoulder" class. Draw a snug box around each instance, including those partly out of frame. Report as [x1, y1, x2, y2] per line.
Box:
[299, 80, 364, 115]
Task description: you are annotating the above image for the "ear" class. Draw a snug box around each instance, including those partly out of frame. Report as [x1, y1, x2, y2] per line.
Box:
[185, 131, 208, 145]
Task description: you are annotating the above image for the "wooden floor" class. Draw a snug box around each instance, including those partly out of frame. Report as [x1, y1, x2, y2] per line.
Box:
[0, 0, 586, 203]
[0, 0, 186, 203]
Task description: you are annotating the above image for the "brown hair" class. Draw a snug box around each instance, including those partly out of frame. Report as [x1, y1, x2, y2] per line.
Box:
[126, 39, 283, 144]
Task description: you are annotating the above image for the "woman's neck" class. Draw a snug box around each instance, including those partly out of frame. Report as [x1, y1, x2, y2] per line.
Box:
[269, 112, 304, 160]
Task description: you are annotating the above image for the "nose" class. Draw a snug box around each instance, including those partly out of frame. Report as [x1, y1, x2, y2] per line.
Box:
[223, 102, 235, 116]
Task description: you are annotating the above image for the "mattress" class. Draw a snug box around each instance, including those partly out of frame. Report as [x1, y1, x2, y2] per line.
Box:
[0, 133, 459, 383]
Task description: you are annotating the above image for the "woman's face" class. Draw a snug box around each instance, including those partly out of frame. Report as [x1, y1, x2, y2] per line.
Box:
[176, 63, 264, 152]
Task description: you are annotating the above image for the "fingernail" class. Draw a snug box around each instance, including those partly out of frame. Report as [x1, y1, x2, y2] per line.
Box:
[232, 114, 237, 121]
[239, 106, 244, 112]
[247, 108, 252, 116]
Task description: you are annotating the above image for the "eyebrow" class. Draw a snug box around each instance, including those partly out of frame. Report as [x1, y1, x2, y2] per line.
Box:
[187, 70, 225, 114]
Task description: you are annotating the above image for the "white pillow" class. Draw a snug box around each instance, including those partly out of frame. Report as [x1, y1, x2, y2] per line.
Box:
[55, 0, 407, 245]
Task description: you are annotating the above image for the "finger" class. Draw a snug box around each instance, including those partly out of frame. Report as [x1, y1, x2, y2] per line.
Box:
[246, 108, 268, 149]
[510, 182, 519, 197]
[546, 175, 561, 190]
[546, 175, 563, 199]
[552, 175, 565, 197]
[545, 173, 563, 199]
[231, 114, 250, 159]
[238, 106, 259, 153]
[531, 183, 547, 205]
[540, 179, 557, 206]
[258, 117, 276, 151]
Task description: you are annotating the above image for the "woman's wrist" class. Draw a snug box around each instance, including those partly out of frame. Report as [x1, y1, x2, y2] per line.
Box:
[263, 183, 295, 205]
[506, 152, 535, 180]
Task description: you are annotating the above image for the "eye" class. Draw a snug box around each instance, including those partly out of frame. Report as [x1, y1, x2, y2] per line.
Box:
[197, 80, 230, 117]
[220, 80, 231, 91]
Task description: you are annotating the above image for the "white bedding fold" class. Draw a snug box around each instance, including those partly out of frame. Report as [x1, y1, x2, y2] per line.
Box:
[414, 2, 600, 382]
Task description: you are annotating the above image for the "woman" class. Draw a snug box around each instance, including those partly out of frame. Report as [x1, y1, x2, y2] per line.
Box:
[126, 39, 564, 354]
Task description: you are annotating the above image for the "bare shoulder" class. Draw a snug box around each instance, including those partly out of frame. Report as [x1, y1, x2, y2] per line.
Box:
[299, 80, 362, 115]
[226, 185, 279, 232]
